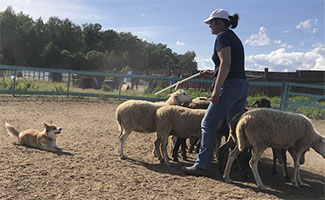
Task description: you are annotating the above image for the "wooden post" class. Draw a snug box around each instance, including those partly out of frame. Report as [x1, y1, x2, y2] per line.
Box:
[67, 71, 71, 97]
[12, 69, 16, 97]
[264, 68, 269, 96]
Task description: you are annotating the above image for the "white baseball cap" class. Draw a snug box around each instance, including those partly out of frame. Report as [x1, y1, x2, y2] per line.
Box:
[204, 9, 230, 24]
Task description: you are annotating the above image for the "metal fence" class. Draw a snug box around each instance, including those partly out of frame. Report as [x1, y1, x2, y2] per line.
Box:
[0, 64, 324, 111]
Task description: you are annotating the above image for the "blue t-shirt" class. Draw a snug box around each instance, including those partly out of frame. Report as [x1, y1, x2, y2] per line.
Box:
[212, 30, 246, 79]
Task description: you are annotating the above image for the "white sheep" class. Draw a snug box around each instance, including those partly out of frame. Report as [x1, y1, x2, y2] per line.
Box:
[223, 108, 325, 190]
[181, 97, 211, 109]
[154, 105, 206, 164]
[171, 96, 211, 161]
[116, 89, 192, 159]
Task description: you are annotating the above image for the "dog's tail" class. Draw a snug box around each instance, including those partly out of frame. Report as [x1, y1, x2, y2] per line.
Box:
[5, 123, 19, 138]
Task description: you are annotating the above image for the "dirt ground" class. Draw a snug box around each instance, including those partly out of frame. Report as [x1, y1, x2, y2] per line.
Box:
[0, 96, 324, 200]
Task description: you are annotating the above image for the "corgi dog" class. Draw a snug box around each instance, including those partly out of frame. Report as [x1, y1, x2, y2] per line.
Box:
[5, 122, 62, 152]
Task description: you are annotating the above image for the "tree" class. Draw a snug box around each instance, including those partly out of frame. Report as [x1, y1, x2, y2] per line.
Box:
[177, 51, 198, 74]
[29, 18, 48, 66]
[71, 52, 88, 70]
[0, 6, 17, 64]
[15, 12, 36, 66]
[85, 50, 106, 71]
[0, 6, 198, 73]
[40, 42, 61, 67]
[101, 29, 119, 52]
[82, 23, 102, 52]
[61, 49, 73, 68]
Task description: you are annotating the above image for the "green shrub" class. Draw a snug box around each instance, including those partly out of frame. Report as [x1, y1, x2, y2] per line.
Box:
[101, 84, 113, 92]
[52, 85, 65, 92]
[0, 78, 13, 90]
[144, 80, 164, 95]
[15, 80, 39, 91]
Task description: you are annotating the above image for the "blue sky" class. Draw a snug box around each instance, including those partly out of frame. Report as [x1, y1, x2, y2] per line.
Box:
[1, 0, 324, 72]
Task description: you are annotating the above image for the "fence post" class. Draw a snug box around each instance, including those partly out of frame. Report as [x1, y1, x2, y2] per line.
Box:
[67, 71, 71, 97]
[280, 82, 291, 110]
[264, 68, 269, 96]
[12, 68, 17, 97]
[118, 80, 122, 100]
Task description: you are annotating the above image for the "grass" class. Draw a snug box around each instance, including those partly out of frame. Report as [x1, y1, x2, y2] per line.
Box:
[0, 78, 324, 119]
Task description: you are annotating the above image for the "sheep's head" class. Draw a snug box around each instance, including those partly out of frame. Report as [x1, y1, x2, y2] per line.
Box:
[320, 137, 325, 158]
[167, 89, 192, 105]
[312, 136, 325, 159]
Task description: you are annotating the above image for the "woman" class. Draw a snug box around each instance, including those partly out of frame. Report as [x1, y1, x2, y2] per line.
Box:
[183, 9, 249, 176]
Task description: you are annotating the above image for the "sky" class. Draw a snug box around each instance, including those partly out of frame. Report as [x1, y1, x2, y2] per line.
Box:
[1, 0, 324, 72]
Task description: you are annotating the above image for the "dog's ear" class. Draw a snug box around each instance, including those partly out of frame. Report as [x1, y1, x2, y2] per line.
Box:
[44, 123, 49, 130]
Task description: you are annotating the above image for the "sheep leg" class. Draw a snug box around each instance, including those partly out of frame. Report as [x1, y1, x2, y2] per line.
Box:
[291, 151, 305, 187]
[249, 147, 267, 190]
[172, 137, 182, 162]
[189, 137, 199, 153]
[223, 144, 241, 183]
[297, 150, 307, 183]
[297, 166, 305, 186]
[292, 158, 300, 188]
[214, 120, 224, 160]
[119, 129, 131, 159]
[297, 167, 303, 186]
[214, 134, 222, 160]
[280, 149, 290, 181]
[238, 150, 251, 181]
[195, 139, 201, 153]
[218, 135, 236, 174]
[154, 137, 163, 162]
[180, 138, 188, 161]
[161, 135, 170, 165]
[218, 138, 234, 174]
[271, 148, 278, 174]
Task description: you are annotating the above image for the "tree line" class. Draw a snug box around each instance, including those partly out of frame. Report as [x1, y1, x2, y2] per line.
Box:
[0, 6, 198, 75]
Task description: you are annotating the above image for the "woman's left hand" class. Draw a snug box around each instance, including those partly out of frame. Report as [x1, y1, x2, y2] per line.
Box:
[210, 90, 220, 104]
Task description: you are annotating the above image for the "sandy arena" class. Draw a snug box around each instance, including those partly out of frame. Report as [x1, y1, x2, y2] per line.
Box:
[0, 97, 324, 200]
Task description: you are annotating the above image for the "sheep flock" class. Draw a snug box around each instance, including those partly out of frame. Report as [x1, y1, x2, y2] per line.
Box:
[116, 94, 325, 191]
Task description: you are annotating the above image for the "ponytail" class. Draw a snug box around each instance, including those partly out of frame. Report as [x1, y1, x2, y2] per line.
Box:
[228, 13, 239, 29]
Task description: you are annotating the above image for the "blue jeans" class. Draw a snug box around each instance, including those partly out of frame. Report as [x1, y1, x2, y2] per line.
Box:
[195, 78, 249, 170]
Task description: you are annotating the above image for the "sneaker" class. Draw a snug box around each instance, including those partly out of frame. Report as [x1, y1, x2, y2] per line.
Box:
[182, 165, 209, 176]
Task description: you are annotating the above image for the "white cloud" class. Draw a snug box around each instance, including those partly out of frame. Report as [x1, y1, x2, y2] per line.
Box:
[245, 27, 271, 47]
[279, 43, 293, 49]
[296, 19, 318, 33]
[245, 43, 325, 72]
[196, 44, 325, 72]
[296, 19, 312, 29]
[273, 39, 293, 49]
[311, 43, 325, 70]
[176, 41, 186, 46]
[195, 57, 214, 70]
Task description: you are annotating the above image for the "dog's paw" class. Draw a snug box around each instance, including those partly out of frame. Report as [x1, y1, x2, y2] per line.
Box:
[55, 147, 62, 152]
[47, 147, 61, 152]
